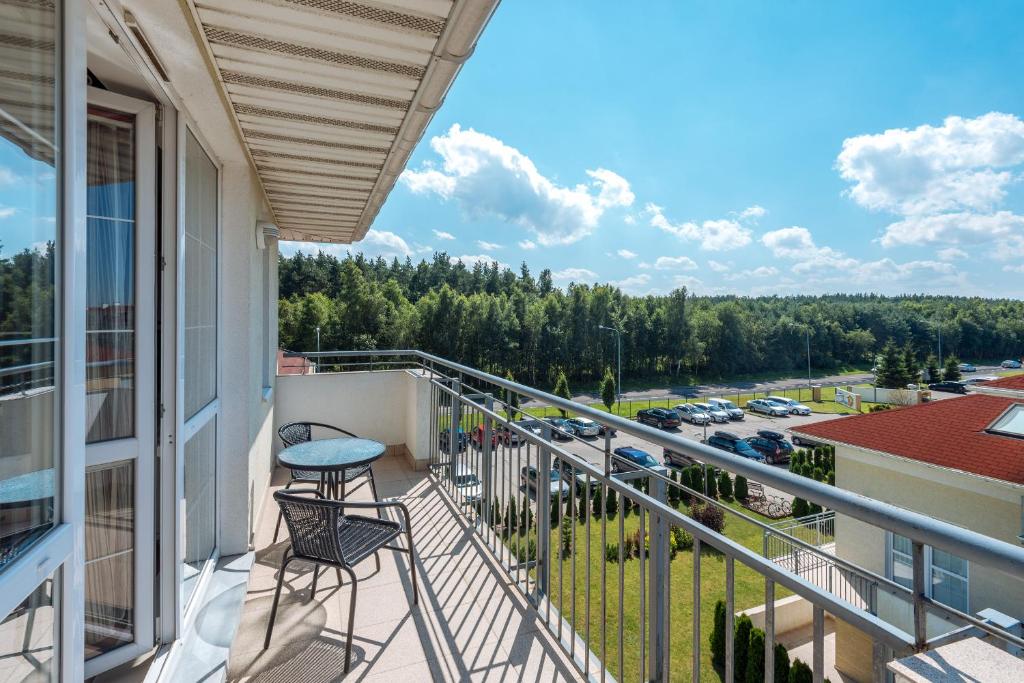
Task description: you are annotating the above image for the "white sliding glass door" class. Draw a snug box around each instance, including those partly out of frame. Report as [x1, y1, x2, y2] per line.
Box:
[82, 89, 156, 675]
[179, 128, 219, 611]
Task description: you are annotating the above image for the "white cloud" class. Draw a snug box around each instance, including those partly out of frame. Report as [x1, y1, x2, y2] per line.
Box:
[413, 243, 434, 254]
[708, 260, 730, 273]
[936, 247, 968, 261]
[279, 229, 414, 261]
[761, 226, 857, 272]
[617, 248, 638, 259]
[1003, 264, 1024, 274]
[432, 229, 455, 240]
[644, 203, 752, 250]
[653, 255, 698, 270]
[738, 205, 767, 221]
[0, 167, 19, 186]
[637, 262, 652, 269]
[672, 275, 703, 289]
[624, 215, 637, 225]
[476, 240, 503, 251]
[401, 124, 634, 245]
[879, 211, 1024, 251]
[453, 254, 509, 269]
[0, 206, 15, 219]
[838, 112, 1024, 215]
[518, 239, 537, 250]
[552, 267, 598, 281]
[611, 273, 651, 293]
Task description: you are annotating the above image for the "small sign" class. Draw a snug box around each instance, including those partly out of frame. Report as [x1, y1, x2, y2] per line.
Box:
[836, 387, 861, 411]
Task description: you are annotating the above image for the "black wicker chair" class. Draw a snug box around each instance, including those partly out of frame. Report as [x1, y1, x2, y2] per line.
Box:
[274, 421, 379, 542]
[264, 489, 418, 672]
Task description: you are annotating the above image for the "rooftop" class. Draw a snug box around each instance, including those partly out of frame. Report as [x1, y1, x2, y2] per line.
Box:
[792, 394, 1024, 486]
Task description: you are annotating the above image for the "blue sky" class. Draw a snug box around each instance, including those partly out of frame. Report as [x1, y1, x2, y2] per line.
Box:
[284, 0, 1024, 296]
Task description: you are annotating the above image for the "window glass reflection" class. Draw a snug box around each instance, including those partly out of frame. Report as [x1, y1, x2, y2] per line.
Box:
[0, 571, 57, 682]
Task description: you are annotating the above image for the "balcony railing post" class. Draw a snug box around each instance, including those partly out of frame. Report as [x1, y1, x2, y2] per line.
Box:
[449, 379, 462, 481]
[648, 474, 668, 682]
[536, 436, 551, 599]
[912, 540, 927, 650]
[482, 393, 494, 525]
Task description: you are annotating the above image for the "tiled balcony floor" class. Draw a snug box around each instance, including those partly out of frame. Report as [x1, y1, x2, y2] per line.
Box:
[227, 453, 583, 682]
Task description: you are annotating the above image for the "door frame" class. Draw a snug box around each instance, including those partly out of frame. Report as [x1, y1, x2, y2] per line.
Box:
[82, 87, 157, 678]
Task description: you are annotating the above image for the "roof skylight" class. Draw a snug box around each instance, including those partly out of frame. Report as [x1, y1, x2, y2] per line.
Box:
[987, 404, 1024, 439]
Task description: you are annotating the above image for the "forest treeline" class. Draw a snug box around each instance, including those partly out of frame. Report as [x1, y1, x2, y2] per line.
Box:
[278, 251, 1024, 387]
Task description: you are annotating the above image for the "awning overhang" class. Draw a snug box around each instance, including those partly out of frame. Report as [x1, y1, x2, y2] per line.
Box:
[186, 0, 498, 243]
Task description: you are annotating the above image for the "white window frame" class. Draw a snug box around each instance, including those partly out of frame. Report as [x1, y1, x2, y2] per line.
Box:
[261, 242, 274, 402]
[887, 533, 970, 613]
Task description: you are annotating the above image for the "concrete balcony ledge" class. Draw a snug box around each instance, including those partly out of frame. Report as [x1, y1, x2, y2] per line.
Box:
[887, 637, 1024, 682]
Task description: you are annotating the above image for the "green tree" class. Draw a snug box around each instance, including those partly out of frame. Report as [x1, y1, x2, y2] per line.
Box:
[875, 339, 908, 389]
[792, 497, 809, 517]
[746, 628, 766, 683]
[605, 488, 618, 517]
[711, 599, 726, 668]
[943, 355, 962, 382]
[734, 475, 749, 500]
[503, 370, 520, 416]
[789, 658, 813, 683]
[718, 470, 733, 498]
[774, 643, 791, 682]
[591, 487, 603, 518]
[925, 353, 940, 383]
[734, 614, 753, 681]
[553, 369, 572, 417]
[705, 467, 719, 498]
[600, 366, 617, 412]
[902, 343, 920, 384]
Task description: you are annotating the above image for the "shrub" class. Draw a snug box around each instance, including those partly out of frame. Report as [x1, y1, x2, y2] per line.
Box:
[690, 502, 726, 533]
[706, 468, 719, 498]
[668, 473, 681, 507]
[734, 475, 749, 501]
[718, 471, 733, 498]
[504, 499, 517, 539]
[605, 543, 619, 563]
[789, 658, 812, 683]
[576, 491, 587, 523]
[591, 487, 603, 518]
[689, 465, 704, 494]
[800, 463, 813, 478]
[812, 466, 825, 482]
[711, 599, 726, 668]
[631, 529, 649, 557]
[792, 497, 809, 518]
[519, 502, 533, 534]
[671, 525, 693, 552]
[490, 498, 501, 526]
[808, 502, 822, 515]
[746, 627, 765, 683]
[774, 642, 791, 682]
[622, 534, 635, 558]
[826, 470, 835, 486]
[550, 496, 560, 523]
[560, 515, 573, 557]
[734, 614, 753, 680]
[563, 491, 574, 520]
[605, 488, 618, 517]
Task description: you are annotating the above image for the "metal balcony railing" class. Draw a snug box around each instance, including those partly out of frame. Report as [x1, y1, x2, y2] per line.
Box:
[289, 349, 1024, 682]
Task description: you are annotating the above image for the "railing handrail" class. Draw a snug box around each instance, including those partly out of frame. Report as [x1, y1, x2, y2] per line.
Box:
[297, 348, 1024, 582]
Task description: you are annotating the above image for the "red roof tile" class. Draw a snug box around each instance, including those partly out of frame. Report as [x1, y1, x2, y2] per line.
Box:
[793, 395, 1024, 485]
[980, 374, 1024, 391]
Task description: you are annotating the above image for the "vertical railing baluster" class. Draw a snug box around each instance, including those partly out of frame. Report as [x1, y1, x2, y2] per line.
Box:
[912, 540, 926, 651]
[692, 537, 701, 682]
[648, 476, 667, 681]
[726, 555, 735, 683]
[482, 395, 493, 537]
[618, 498, 625, 683]
[537, 440, 551, 610]
[584, 471, 591, 678]
[600, 480, 607, 683]
[639, 505, 646, 681]
[813, 606, 825, 683]
[765, 578, 775, 682]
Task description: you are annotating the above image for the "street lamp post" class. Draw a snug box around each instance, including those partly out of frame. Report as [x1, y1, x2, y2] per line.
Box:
[806, 328, 812, 388]
[599, 325, 622, 409]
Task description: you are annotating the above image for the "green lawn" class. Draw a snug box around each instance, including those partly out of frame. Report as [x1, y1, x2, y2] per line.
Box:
[504, 497, 790, 681]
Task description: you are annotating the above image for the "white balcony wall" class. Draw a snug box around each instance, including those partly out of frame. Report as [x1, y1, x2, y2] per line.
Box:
[274, 370, 433, 468]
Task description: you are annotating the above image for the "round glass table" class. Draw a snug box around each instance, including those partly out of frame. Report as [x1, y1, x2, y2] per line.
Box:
[278, 437, 385, 499]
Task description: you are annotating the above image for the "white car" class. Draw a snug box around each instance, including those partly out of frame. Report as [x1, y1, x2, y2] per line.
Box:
[708, 397, 744, 420]
[765, 396, 812, 416]
[674, 403, 711, 425]
[565, 417, 600, 437]
[747, 399, 790, 417]
[453, 466, 482, 504]
[958, 362, 977, 373]
[1001, 359, 1022, 369]
[693, 401, 730, 423]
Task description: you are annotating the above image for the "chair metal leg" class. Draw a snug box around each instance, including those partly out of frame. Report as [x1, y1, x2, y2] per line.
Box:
[310, 563, 320, 601]
[336, 567, 343, 586]
[373, 551, 380, 573]
[368, 468, 379, 501]
[342, 566, 358, 673]
[406, 528, 419, 605]
[264, 553, 292, 650]
[273, 509, 284, 543]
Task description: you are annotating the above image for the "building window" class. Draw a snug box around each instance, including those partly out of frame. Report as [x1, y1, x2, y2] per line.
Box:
[889, 534, 969, 612]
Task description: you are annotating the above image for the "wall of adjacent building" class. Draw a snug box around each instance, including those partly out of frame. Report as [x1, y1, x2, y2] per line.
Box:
[833, 444, 1024, 680]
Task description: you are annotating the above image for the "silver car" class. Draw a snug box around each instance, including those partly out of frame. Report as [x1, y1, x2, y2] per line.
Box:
[453, 466, 482, 503]
[765, 396, 812, 416]
[747, 399, 790, 417]
[566, 417, 600, 437]
[693, 401, 730, 423]
[708, 398, 745, 420]
[674, 403, 711, 425]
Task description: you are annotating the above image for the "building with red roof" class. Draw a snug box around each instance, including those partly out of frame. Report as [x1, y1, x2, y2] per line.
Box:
[791, 389, 1024, 678]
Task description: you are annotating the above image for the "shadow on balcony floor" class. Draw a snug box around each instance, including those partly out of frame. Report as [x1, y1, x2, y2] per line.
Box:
[227, 454, 583, 682]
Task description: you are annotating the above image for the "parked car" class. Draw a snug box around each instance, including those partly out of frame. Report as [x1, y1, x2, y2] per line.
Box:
[674, 403, 712, 425]
[598, 422, 617, 437]
[521, 465, 571, 496]
[1001, 359, 1022, 369]
[453, 466, 482, 503]
[704, 431, 767, 463]
[557, 459, 601, 494]
[612, 446, 671, 475]
[496, 424, 524, 446]
[745, 431, 793, 464]
[565, 417, 600, 437]
[928, 380, 967, 394]
[747, 399, 790, 417]
[513, 419, 544, 437]
[636, 407, 681, 429]
[693, 402, 730, 423]
[470, 424, 497, 448]
[765, 396, 812, 416]
[663, 447, 703, 469]
[708, 397, 745, 420]
[541, 417, 574, 440]
[439, 427, 468, 454]
[964, 376, 999, 385]
[958, 362, 977, 373]
[791, 433, 823, 448]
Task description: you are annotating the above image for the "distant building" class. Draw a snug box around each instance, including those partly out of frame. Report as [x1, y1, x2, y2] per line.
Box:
[792, 380, 1024, 681]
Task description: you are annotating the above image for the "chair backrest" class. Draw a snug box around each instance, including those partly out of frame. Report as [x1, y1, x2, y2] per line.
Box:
[274, 491, 345, 565]
[278, 421, 357, 448]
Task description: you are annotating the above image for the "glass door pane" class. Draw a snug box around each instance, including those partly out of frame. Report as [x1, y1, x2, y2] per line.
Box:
[0, 571, 58, 682]
[182, 419, 216, 606]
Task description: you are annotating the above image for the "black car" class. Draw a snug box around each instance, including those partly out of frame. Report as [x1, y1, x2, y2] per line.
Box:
[791, 433, 823, 448]
[928, 380, 967, 394]
[636, 408, 681, 429]
[439, 427, 468, 454]
[663, 447, 700, 469]
[557, 459, 602, 494]
[704, 431, 766, 463]
[541, 417, 575, 440]
[744, 435, 792, 465]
